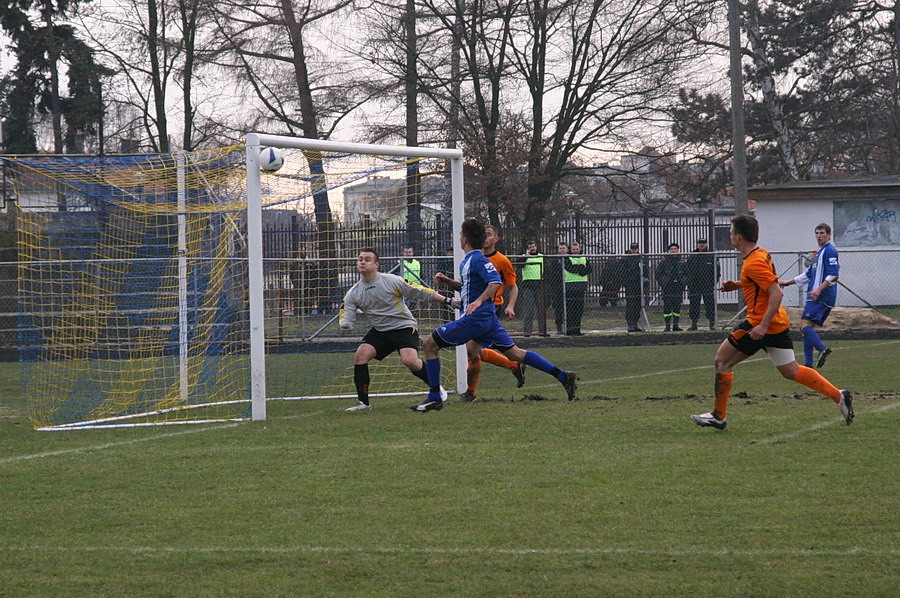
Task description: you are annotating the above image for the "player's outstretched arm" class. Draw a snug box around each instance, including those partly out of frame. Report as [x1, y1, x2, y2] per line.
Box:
[431, 292, 461, 310]
[434, 272, 462, 291]
[720, 280, 741, 292]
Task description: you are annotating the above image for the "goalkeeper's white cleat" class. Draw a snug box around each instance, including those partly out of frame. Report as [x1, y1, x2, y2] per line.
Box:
[691, 411, 727, 430]
[345, 401, 371, 412]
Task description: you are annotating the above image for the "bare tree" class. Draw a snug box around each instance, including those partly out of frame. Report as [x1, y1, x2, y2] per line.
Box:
[78, 0, 215, 152]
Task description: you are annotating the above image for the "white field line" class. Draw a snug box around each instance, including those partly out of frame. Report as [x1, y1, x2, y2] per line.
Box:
[0, 409, 332, 465]
[3, 342, 897, 464]
[752, 401, 900, 445]
[0, 544, 896, 558]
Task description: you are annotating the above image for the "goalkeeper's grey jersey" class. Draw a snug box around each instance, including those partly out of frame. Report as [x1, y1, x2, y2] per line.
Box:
[340, 272, 436, 332]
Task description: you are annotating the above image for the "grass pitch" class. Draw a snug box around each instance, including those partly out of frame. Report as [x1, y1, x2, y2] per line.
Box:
[1, 340, 898, 596]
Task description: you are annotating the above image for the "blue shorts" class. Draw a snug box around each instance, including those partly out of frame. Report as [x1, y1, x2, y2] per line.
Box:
[432, 314, 514, 350]
[800, 301, 832, 327]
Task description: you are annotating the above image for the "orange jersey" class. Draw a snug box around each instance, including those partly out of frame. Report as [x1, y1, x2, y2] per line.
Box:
[740, 246, 790, 333]
[485, 250, 517, 306]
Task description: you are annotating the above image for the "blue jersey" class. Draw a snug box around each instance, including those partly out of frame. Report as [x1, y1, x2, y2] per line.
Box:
[798, 242, 839, 307]
[459, 249, 501, 318]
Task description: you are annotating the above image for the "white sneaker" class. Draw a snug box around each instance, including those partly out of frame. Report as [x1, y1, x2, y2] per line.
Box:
[345, 401, 371, 412]
[691, 411, 727, 430]
[439, 386, 448, 402]
[838, 390, 853, 425]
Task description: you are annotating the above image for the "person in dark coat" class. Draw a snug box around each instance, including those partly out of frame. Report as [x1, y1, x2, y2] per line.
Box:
[685, 238, 720, 330]
[622, 242, 643, 332]
[655, 242, 685, 331]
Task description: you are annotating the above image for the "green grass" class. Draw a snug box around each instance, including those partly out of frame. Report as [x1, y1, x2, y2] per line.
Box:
[1, 341, 898, 596]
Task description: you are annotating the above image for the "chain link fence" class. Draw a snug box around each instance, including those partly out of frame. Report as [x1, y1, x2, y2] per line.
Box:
[1, 248, 898, 353]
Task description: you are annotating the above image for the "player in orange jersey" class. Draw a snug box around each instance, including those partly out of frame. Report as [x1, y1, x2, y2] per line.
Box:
[435, 224, 526, 401]
[691, 214, 853, 430]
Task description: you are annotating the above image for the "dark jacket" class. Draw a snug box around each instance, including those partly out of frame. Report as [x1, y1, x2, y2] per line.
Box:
[655, 254, 685, 291]
[684, 250, 719, 289]
[621, 252, 642, 292]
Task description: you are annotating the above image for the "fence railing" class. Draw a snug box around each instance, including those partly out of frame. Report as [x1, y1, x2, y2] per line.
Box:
[1, 248, 897, 352]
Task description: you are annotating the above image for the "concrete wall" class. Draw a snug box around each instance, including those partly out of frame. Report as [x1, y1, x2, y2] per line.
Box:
[755, 197, 899, 307]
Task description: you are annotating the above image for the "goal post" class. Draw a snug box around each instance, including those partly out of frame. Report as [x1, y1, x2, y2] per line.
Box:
[245, 133, 467, 419]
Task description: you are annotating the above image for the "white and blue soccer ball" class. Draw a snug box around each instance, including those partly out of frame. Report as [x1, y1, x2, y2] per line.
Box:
[259, 147, 284, 172]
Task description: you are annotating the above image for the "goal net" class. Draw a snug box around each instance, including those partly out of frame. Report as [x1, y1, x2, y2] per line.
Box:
[11, 137, 464, 429]
[13, 147, 252, 429]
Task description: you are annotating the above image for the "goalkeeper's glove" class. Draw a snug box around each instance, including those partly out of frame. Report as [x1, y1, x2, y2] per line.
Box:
[339, 321, 352, 332]
[443, 295, 461, 310]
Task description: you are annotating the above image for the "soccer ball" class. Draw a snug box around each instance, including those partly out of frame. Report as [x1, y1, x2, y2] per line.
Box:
[259, 147, 284, 172]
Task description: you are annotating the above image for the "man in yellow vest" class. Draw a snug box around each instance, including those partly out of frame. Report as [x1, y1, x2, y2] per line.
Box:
[519, 240, 544, 336]
[400, 245, 423, 285]
[563, 240, 592, 335]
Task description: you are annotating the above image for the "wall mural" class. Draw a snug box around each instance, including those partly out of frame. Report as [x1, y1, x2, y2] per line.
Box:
[833, 200, 900, 247]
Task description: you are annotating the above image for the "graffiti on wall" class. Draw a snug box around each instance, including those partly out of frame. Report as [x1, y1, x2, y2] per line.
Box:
[833, 200, 899, 247]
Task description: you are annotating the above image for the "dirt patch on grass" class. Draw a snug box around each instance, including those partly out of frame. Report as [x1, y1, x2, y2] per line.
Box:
[786, 306, 900, 331]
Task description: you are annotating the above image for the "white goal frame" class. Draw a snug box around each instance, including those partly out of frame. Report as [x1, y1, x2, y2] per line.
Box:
[245, 133, 467, 421]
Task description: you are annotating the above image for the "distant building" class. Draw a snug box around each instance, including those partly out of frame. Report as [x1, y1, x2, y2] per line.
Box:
[342, 174, 450, 224]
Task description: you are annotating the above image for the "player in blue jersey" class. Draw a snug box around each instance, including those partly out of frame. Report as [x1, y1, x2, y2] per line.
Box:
[779, 223, 840, 369]
[411, 219, 578, 412]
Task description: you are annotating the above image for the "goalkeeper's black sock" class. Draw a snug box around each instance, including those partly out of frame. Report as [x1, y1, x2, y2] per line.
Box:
[411, 364, 429, 384]
[354, 364, 370, 406]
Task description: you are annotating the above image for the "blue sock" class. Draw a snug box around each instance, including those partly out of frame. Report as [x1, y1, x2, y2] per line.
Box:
[425, 358, 441, 398]
[801, 327, 814, 367]
[523, 351, 568, 383]
[802, 325, 826, 351]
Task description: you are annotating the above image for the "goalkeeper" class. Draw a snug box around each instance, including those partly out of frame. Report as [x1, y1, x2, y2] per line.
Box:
[339, 248, 460, 411]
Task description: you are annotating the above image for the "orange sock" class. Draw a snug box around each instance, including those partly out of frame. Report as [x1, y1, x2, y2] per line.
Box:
[794, 366, 841, 403]
[713, 372, 733, 420]
[466, 356, 482, 394]
[482, 348, 517, 371]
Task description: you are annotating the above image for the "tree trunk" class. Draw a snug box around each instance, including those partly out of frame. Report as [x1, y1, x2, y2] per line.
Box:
[744, 0, 799, 180]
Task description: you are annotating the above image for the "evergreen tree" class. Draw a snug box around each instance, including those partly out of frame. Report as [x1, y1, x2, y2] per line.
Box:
[0, 0, 109, 153]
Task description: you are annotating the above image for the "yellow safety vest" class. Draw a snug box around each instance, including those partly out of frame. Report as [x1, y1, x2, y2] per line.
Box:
[564, 256, 589, 283]
[401, 258, 422, 283]
[521, 254, 544, 281]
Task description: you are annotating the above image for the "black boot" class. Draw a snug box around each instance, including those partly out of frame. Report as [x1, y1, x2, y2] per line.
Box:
[664, 316, 671, 332]
[672, 316, 682, 331]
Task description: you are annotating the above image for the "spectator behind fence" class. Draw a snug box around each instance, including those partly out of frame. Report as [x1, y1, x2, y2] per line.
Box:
[656, 242, 685, 331]
[622, 242, 643, 332]
[599, 255, 623, 307]
[685, 238, 720, 330]
[400, 244, 424, 285]
[563, 240, 592, 336]
[547, 242, 569, 335]
[519, 240, 544, 337]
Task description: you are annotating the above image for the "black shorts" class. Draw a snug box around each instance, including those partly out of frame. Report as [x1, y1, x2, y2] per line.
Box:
[362, 327, 421, 360]
[728, 320, 793, 356]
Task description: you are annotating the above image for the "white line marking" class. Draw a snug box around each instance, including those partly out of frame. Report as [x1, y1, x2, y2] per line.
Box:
[0, 409, 334, 466]
[0, 423, 241, 465]
[0, 544, 895, 558]
[752, 401, 900, 445]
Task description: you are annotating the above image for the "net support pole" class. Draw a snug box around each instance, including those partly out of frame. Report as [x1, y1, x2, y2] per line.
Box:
[450, 155, 467, 395]
[245, 134, 267, 420]
[177, 153, 189, 403]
